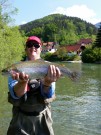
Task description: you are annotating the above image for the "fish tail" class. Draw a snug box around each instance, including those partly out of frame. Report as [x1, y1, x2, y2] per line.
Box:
[60, 67, 81, 81]
[69, 71, 81, 81]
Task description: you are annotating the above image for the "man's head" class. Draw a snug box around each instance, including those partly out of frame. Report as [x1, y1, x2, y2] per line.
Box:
[26, 36, 42, 45]
[25, 36, 42, 60]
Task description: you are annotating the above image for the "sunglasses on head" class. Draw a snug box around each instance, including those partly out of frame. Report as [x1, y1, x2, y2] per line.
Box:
[26, 42, 40, 49]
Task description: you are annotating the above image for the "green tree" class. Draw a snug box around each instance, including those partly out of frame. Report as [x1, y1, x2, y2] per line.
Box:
[0, 25, 25, 68]
[82, 47, 101, 63]
[42, 23, 58, 42]
[26, 27, 43, 38]
[56, 47, 67, 60]
[0, 0, 25, 69]
[0, 0, 18, 25]
[94, 23, 101, 48]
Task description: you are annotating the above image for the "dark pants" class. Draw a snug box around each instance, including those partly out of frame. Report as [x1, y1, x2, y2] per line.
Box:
[7, 106, 54, 135]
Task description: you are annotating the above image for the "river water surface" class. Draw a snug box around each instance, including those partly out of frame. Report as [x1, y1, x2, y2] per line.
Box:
[0, 62, 101, 135]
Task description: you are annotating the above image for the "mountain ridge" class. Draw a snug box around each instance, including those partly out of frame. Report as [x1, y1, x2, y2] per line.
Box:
[20, 14, 97, 34]
[19, 14, 97, 44]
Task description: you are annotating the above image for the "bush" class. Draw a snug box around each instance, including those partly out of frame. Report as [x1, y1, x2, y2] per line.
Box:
[81, 47, 101, 63]
[41, 52, 59, 61]
[0, 26, 25, 69]
[42, 51, 78, 61]
[93, 48, 101, 62]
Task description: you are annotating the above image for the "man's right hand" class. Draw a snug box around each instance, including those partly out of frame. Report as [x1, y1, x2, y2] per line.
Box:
[11, 72, 29, 97]
[12, 72, 29, 83]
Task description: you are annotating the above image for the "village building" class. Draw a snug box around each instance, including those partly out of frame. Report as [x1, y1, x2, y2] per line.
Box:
[65, 38, 92, 55]
[42, 42, 57, 53]
[42, 38, 92, 55]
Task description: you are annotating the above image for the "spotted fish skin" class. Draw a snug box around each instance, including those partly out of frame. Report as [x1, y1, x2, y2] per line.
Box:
[1, 59, 81, 81]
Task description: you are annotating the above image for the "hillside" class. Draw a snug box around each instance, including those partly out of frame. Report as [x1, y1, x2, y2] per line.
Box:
[95, 22, 101, 28]
[20, 14, 97, 45]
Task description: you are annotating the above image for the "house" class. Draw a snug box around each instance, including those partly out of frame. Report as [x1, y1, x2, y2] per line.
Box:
[77, 38, 92, 45]
[65, 44, 80, 53]
[42, 38, 92, 54]
[65, 38, 92, 54]
[42, 42, 57, 53]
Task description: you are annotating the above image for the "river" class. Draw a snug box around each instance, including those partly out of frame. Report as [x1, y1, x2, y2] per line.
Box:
[0, 62, 101, 135]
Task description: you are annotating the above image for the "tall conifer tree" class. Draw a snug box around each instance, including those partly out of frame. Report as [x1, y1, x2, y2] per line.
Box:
[94, 22, 101, 48]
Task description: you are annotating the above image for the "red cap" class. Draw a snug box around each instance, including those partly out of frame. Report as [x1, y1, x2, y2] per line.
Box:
[27, 36, 42, 44]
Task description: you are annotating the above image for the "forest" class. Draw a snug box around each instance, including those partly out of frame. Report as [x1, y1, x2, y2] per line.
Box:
[20, 14, 97, 45]
[0, 0, 100, 70]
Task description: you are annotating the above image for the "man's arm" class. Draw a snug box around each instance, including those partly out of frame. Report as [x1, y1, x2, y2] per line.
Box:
[8, 65, 61, 99]
[8, 72, 29, 98]
[40, 65, 61, 98]
[8, 77, 19, 99]
[40, 82, 55, 98]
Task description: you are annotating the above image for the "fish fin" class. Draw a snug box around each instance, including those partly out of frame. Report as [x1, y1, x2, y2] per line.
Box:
[70, 71, 81, 81]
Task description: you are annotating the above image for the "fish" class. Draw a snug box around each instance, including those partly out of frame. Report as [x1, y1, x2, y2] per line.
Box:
[1, 59, 81, 81]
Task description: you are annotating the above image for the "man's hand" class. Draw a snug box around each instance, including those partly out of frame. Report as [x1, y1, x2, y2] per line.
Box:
[11, 72, 29, 97]
[12, 72, 29, 83]
[43, 65, 61, 86]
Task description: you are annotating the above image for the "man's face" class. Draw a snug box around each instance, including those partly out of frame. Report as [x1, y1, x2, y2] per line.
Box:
[25, 41, 42, 59]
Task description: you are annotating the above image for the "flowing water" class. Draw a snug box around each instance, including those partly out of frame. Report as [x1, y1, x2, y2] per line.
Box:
[0, 62, 101, 135]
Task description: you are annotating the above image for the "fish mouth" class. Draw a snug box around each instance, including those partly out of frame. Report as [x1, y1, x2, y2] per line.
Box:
[1, 69, 16, 76]
[2, 68, 7, 72]
[1, 69, 9, 76]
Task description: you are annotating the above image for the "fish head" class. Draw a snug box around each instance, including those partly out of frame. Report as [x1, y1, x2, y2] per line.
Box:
[1, 65, 18, 76]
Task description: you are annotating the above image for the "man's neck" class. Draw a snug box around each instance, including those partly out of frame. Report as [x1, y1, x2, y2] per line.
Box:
[28, 56, 41, 61]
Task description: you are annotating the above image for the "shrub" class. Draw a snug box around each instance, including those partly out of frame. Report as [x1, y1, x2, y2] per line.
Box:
[81, 47, 101, 63]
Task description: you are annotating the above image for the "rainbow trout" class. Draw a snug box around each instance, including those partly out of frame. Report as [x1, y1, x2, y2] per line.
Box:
[2, 59, 80, 81]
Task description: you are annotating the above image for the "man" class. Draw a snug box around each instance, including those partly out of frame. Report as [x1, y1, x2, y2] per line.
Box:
[7, 36, 61, 135]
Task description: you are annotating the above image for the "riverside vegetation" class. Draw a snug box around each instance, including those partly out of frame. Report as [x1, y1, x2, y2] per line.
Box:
[0, 0, 100, 71]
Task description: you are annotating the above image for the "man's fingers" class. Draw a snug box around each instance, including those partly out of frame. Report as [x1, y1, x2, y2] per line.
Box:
[24, 74, 29, 81]
[47, 65, 61, 81]
[19, 72, 25, 80]
[19, 72, 29, 82]
[44, 65, 61, 86]
[11, 72, 29, 82]
[56, 67, 61, 78]
[12, 73, 19, 80]
[52, 65, 57, 77]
